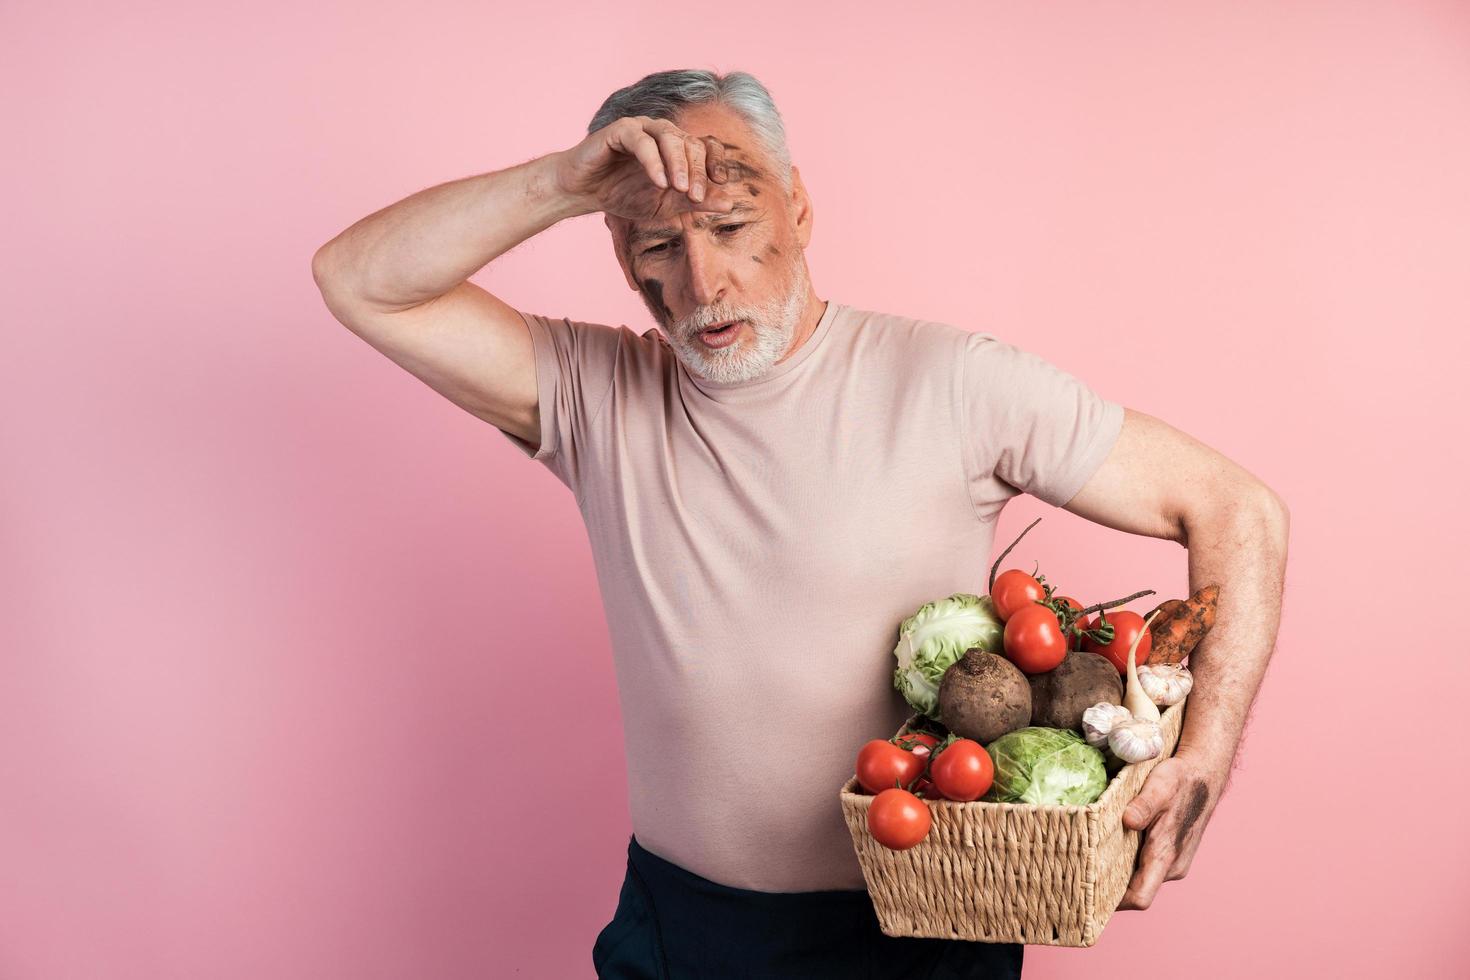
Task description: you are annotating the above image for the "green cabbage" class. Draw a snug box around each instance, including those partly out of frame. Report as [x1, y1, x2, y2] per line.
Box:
[984, 727, 1109, 805]
[892, 592, 1004, 722]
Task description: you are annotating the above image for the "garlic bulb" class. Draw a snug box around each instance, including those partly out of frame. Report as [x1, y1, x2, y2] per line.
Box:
[1108, 718, 1164, 763]
[1082, 702, 1133, 748]
[1137, 664, 1193, 707]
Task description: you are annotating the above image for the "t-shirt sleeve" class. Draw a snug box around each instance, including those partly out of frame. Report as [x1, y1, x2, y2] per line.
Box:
[496, 309, 622, 492]
[960, 331, 1125, 516]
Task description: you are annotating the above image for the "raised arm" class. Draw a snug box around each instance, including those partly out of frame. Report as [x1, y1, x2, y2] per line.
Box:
[1060, 406, 1291, 911]
[311, 153, 588, 447]
[310, 117, 743, 449]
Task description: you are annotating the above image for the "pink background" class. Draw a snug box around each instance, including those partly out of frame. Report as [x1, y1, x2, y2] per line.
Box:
[4, 1, 1468, 977]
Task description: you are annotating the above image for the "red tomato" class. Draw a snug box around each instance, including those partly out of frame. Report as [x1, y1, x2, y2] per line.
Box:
[855, 739, 927, 795]
[1054, 595, 1086, 651]
[1003, 605, 1069, 674]
[1083, 610, 1153, 675]
[991, 569, 1047, 621]
[867, 788, 932, 850]
[929, 739, 994, 802]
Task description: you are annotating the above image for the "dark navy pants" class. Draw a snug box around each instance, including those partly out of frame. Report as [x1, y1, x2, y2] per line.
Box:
[592, 834, 1024, 979]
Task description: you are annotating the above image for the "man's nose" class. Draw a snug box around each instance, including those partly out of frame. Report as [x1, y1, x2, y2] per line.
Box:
[683, 234, 727, 309]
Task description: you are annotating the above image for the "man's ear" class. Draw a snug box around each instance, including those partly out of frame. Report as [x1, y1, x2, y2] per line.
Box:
[789, 165, 814, 249]
[605, 215, 639, 291]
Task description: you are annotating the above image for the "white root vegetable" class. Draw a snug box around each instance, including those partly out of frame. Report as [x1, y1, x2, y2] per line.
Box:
[1080, 611, 1182, 767]
[1122, 609, 1165, 723]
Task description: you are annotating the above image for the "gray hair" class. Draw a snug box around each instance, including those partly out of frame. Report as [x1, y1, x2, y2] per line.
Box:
[587, 69, 793, 190]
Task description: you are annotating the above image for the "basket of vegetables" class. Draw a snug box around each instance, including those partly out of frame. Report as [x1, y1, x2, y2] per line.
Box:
[838, 519, 1217, 947]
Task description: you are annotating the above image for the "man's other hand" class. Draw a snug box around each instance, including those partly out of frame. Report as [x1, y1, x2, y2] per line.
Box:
[1116, 752, 1223, 911]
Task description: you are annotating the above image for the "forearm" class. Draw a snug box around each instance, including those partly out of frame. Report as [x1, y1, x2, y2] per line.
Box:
[1173, 491, 1290, 794]
[312, 151, 592, 309]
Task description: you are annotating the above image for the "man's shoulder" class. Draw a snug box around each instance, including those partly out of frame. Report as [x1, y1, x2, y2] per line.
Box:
[596, 320, 679, 377]
[537, 313, 663, 364]
[840, 304, 979, 362]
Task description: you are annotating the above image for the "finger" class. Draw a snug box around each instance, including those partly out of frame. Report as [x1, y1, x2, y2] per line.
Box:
[650, 123, 691, 193]
[1119, 824, 1175, 911]
[1123, 762, 1180, 832]
[668, 181, 740, 215]
[684, 135, 708, 202]
[1119, 861, 1168, 910]
[703, 136, 729, 183]
[611, 121, 668, 189]
[1166, 830, 1203, 881]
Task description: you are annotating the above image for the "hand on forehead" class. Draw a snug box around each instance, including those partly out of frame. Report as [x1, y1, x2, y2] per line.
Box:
[607, 118, 781, 249]
[672, 116, 773, 186]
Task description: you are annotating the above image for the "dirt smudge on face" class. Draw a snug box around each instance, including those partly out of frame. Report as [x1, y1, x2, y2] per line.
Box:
[720, 158, 768, 184]
[637, 276, 674, 324]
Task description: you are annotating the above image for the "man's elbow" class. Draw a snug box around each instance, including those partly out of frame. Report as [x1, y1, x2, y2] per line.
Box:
[311, 243, 340, 290]
[1255, 484, 1290, 554]
[312, 243, 368, 312]
[1183, 482, 1288, 553]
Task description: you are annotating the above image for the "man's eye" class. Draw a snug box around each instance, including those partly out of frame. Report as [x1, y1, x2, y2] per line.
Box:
[641, 225, 743, 256]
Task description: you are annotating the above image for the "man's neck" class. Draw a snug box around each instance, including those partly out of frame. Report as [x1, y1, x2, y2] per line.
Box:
[775, 295, 827, 365]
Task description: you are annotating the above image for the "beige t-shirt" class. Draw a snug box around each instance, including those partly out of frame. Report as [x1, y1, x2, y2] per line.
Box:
[497, 299, 1124, 891]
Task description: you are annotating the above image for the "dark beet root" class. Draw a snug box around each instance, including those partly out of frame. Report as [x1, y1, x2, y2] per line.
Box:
[938, 648, 1031, 744]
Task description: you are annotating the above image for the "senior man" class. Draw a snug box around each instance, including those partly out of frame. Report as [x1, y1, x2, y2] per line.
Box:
[313, 69, 1289, 980]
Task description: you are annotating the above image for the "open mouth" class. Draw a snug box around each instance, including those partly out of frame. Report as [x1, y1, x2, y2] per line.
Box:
[698, 319, 745, 348]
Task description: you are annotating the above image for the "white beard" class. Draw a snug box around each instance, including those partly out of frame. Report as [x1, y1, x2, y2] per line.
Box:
[664, 259, 812, 385]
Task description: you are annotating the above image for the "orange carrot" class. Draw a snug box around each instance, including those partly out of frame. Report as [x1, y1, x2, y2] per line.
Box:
[1145, 586, 1219, 665]
[1145, 599, 1185, 636]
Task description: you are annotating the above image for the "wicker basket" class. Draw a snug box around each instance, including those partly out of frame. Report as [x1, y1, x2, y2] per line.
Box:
[838, 698, 1186, 947]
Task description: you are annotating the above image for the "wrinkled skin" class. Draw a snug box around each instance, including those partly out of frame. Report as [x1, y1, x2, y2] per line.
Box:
[1118, 754, 1221, 910]
[600, 103, 826, 385]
